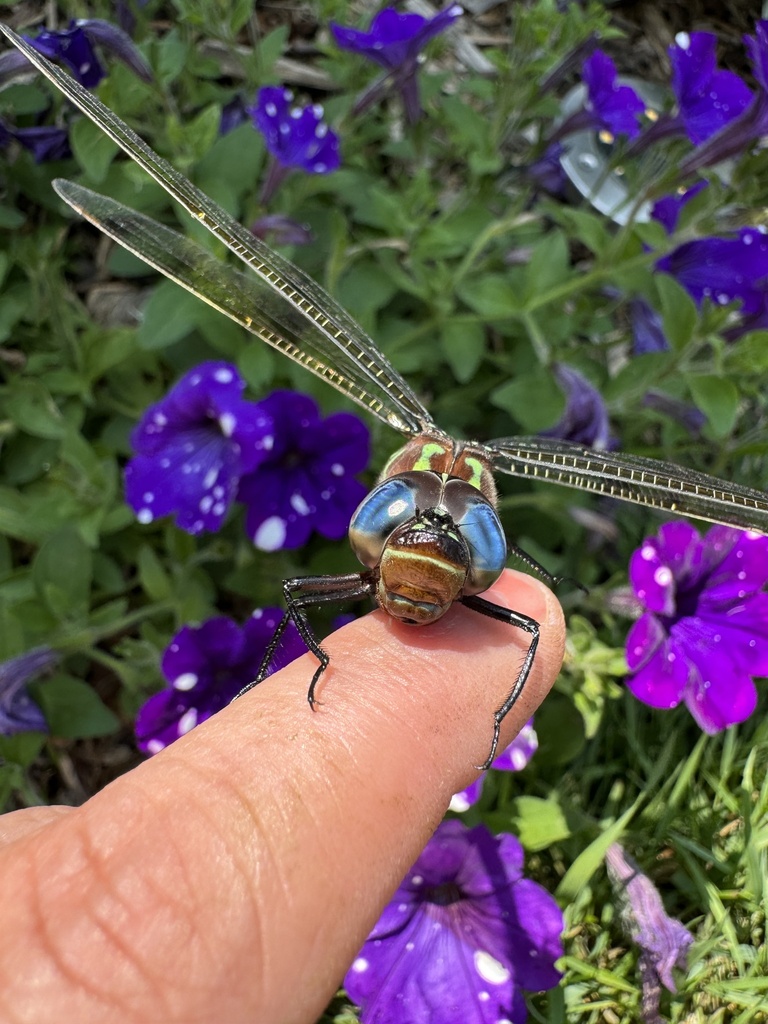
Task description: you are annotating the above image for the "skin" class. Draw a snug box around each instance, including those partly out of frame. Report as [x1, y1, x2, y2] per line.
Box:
[0, 570, 565, 1024]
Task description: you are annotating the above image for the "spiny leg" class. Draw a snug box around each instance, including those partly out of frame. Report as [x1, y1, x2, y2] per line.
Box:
[233, 571, 376, 706]
[461, 593, 540, 771]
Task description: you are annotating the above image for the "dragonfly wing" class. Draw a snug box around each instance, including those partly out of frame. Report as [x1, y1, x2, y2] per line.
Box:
[486, 436, 768, 535]
[1, 25, 434, 437]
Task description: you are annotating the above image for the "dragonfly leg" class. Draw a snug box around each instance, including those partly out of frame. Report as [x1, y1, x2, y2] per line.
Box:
[233, 572, 376, 707]
[460, 594, 540, 771]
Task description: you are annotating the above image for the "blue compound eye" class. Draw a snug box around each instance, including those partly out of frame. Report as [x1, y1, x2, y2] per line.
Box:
[349, 472, 443, 568]
[452, 495, 507, 596]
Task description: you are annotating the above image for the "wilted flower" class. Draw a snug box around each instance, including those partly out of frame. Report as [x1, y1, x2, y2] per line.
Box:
[219, 94, 249, 136]
[0, 646, 57, 736]
[251, 213, 314, 247]
[345, 820, 563, 1024]
[330, 4, 462, 123]
[125, 362, 274, 536]
[248, 86, 340, 204]
[550, 50, 645, 145]
[641, 391, 706, 435]
[0, 117, 71, 163]
[450, 719, 538, 812]
[606, 843, 693, 1022]
[525, 142, 569, 199]
[238, 390, 369, 552]
[135, 611, 304, 754]
[628, 297, 669, 355]
[540, 363, 615, 449]
[656, 226, 768, 338]
[626, 522, 768, 731]
[0, 18, 152, 88]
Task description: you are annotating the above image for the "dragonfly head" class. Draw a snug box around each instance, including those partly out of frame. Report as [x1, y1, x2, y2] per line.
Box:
[375, 509, 469, 625]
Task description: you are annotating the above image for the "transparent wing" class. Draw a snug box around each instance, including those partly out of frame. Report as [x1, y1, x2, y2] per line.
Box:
[1, 25, 433, 436]
[486, 436, 768, 533]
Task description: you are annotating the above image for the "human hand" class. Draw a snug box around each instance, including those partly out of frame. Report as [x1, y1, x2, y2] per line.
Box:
[0, 569, 564, 1024]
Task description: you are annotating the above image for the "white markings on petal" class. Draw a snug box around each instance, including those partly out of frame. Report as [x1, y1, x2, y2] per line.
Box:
[255, 516, 287, 551]
[474, 950, 511, 985]
[351, 957, 369, 973]
[214, 367, 234, 383]
[653, 567, 673, 587]
[174, 672, 199, 691]
[449, 791, 471, 813]
[137, 508, 154, 524]
[147, 739, 165, 755]
[290, 492, 310, 515]
[219, 412, 236, 437]
[204, 468, 218, 489]
[510, 748, 528, 770]
[640, 545, 656, 560]
[178, 708, 198, 734]
[675, 31, 691, 49]
[330, 462, 345, 476]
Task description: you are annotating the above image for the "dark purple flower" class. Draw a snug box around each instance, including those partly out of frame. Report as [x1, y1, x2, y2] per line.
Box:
[238, 390, 369, 552]
[330, 4, 462, 123]
[219, 94, 250, 136]
[125, 362, 274, 536]
[249, 86, 339, 204]
[136, 610, 304, 755]
[0, 117, 71, 163]
[345, 820, 563, 1024]
[606, 844, 692, 1021]
[582, 50, 645, 139]
[11, 19, 152, 88]
[450, 719, 538, 812]
[656, 227, 768, 328]
[678, 21, 768, 176]
[526, 143, 569, 199]
[0, 647, 56, 736]
[641, 392, 706, 435]
[650, 181, 708, 235]
[626, 523, 768, 731]
[629, 298, 669, 355]
[540, 363, 615, 449]
[670, 32, 752, 144]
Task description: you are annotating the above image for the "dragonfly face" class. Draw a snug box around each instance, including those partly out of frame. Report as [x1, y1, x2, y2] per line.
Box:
[4, 25, 768, 768]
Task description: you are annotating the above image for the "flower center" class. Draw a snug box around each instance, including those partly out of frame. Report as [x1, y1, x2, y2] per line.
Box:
[425, 882, 463, 906]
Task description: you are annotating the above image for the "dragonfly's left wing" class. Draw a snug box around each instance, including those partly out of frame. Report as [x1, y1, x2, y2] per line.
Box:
[1, 25, 434, 437]
[486, 436, 768, 534]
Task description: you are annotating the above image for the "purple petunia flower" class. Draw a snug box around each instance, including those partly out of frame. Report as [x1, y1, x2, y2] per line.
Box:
[606, 843, 693, 1021]
[626, 523, 768, 732]
[248, 86, 340, 204]
[548, 50, 645, 149]
[345, 820, 563, 1024]
[238, 390, 369, 552]
[650, 180, 708, 235]
[135, 610, 304, 755]
[330, 4, 462, 123]
[450, 719, 538, 812]
[125, 362, 274, 536]
[540, 363, 616, 449]
[0, 18, 153, 88]
[0, 117, 71, 163]
[0, 646, 57, 736]
[219, 94, 250, 136]
[629, 297, 670, 355]
[656, 226, 768, 337]
[669, 33, 752, 145]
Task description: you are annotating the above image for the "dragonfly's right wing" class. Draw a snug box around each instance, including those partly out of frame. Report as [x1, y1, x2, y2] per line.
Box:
[2, 25, 433, 437]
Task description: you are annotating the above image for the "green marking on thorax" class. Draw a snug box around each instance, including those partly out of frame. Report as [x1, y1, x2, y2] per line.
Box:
[463, 456, 485, 490]
[411, 442, 448, 471]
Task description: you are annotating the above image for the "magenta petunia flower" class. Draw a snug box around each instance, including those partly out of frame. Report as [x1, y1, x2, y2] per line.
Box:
[345, 820, 563, 1024]
[124, 362, 274, 536]
[238, 390, 369, 552]
[135, 611, 304, 755]
[330, 4, 462, 123]
[0, 646, 56, 736]
[626, 522, 768, 731]
[450, 719, 538, 812]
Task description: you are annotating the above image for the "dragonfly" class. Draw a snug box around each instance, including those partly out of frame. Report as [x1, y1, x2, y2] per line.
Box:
[5, 25, 768, 768]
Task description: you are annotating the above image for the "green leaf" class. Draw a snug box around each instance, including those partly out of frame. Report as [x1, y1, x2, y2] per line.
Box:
[490, 368, 563, 431]
[5, 380, 66, 439]
[457, 274, 520, 318]
[655, 273, 698, 350]
[138, 545, 172, 601]
[34, 675, 119, 739]
[71, 116, 119, 183]
[534, 692, 586, 765]
[440, 319, 485, 383]
[137, 281, 202, 349]
[523, 230, 570, 305]
[688, 375, 739, 438]
[0, 732, 46, 768]
[510, 795, 572, 851]
[32, 526, 92, 620]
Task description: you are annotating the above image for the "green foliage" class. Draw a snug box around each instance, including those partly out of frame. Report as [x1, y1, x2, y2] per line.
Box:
[1, 2, 768, 1021]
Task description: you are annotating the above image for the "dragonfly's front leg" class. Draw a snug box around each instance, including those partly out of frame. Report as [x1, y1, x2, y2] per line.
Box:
[460, 594, 540, 771]
[234, 571, 377, 705]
